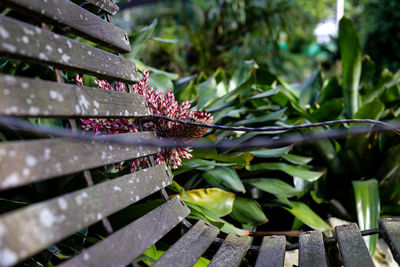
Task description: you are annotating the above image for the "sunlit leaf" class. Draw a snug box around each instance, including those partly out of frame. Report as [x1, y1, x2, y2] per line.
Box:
[249, 146, 292, 158]
[353, 179, 380, 255]
[244, 178, 299, 197]
[339, 17, 362, 117]
[182, 188, 236, 217]
[284, 201, 330, 231]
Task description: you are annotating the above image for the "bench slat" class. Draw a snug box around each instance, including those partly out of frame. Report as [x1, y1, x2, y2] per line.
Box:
[152, 220, 219, 267]
[379, 218, 400, 264]
[208, 233, 250, 267]
[335, 223, 374, 267]
[59, 196, 190, 267]
[0, 132, 160, 190]
[0, 16, 139, 83]
[255, 235, 286, 267]
[0, 75, 148, 117]
[1, 0, 130, 52]
[0, 163, 170, 266]
[86, 0, 119, 15]
[299, 231, 328, 267]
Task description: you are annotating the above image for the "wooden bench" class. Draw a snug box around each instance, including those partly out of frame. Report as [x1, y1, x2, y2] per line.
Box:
[0, 1, 400, 266]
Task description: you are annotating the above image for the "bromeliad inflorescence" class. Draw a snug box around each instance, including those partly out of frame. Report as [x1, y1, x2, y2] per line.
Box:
[76, 69, 213, 171]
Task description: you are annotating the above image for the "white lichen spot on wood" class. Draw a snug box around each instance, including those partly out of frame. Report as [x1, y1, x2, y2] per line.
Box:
[67, 40, 72, 48]
[57, 48, 63, 54]
[162, 181, 166, 187]
[75, 105, 81, 114]
[22, 168, 30, 176]
[61, 54, 71, 63]
[21, 82, 29, 89]
[2, 43, 17, 53]
[96, 213, 102, 220]
[39, 208, 56, 227]
[28, 106, 40, 115]
[93, 108, 98, 115]
[0, 248, 18, 266]
[93, 100, 100, 108]
[21, 36, 29, 44]
[75, 192, 88, 205]
[22, 27, 34, 35]
[2, 173, 19, 187]
[83, 252, 90, 261]
[136, 196, 140, 201]
[25, 155, 37, 167]
[0, 26, 10, 39]
[3, 89, 10, 95]
[113, 186, 122, 192]
[54, 163, 62, 173]
[154, 186, 160, 191]
[79, 95, 90, 109]
[87, 50, 92, 56]
[45, 45, 53, 52]
[39, 53, 49, 60]
[58, 198, 68, 210]
[49, 90, 64, 102]
[44, 148, 51, 160]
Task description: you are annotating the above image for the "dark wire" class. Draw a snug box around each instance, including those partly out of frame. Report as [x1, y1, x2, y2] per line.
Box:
[0, 115, 399, 150]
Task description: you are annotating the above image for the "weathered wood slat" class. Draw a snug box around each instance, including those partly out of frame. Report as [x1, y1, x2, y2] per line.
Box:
[0, 163, 171, 267]
[59, 196, 190, 267]
[0, 132, 160, 190]
[152, 220, 219, 267]
[86, 0, 119, 15]
[1, 0, 130, 52]
[255, 235, 286, 267]
[299, 231, 328, 267]
[0, 75, 148, 117]
[379, 218, 400, 264]
[0, 16, 139, 83]
[208, 233, 250, 267]
[335, 223, 374, 267]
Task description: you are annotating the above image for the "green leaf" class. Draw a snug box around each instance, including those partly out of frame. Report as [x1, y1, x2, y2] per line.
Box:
[173, 159, 235, 175]
[354, 97, 384, 119]
[299, 70, 323, 107]
[249, 146, 292, 158]
[318, 76, 341, 104]
[282, 154, 312, 165]
[202, 152, 254, 169]
[197, 77, 217, 109]
[360, 55, 376, 85]
[126, 19, 157, 59]
[247, 163, 324, 181]
[249, 87, 280, 99]
[148, 73, 174, 93]
[284, 201, 330, 231]
[353, 179, 380, 255]
[203, 167, 246, 193]
[234, 108, 287, 126]
[244, 178, 299, 197]
[311, 98, 344, 121]
[339, 17, 362, 117]
[182, 188, 236, 217]
[230, 197, 268, 226]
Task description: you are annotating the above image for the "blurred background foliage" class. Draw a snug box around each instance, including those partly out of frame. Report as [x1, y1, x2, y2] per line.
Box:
[1, 0, 400, 265]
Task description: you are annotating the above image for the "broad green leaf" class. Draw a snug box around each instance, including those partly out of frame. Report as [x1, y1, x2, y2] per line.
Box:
[247, 163, 324, 181]
[148, 66, 179, 80]
[230, 197, 268, 226]
[299, 70, 323, 107]
[354, 97, 384, 119]
[229, 60, 256, 91]
[339, 17, 362, 117]
[126, 19, 157, 59]
[318, 75, 341, 104]
[250, 87, 280, 99]
[173, 159, 235, 175]
[353, 179, 380, 255]
[197, 77, 217, 109]
[148, 73, 174, 93]
[310, 98, 344, 121]
[282, 154, 312, 165]
[203, 167, 246, 193]
[182, 188, 235, 217]
[176, 81, 198, 103]
[202, 152, 254, 169]
[249, 146, 292, 158]
[360, 55, 376, 85]
[244, 178, 299, 197]
[234, 108, 287, 126]
[284, 201, 330, 231]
